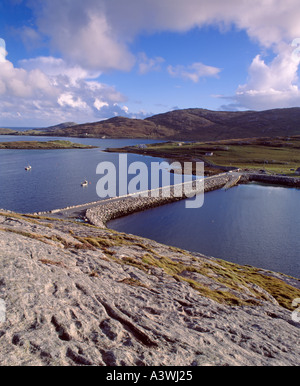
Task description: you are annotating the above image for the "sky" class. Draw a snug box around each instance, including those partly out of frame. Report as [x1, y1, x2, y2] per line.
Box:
[1, 0, 300, 127]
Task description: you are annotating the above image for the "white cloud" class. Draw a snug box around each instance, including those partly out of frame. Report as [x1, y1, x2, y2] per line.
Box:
[233, 44, 300, 110]
[94, 98, 109, 111]
[28, 0, 300, 67]
[138, 53, 165, 74]
[4, 0, 300, 123]
[57, 93, 88, 109]
[30, 1, 135, 71]
[168, 62, 221, 82]
[0, 38, 7, 63]
[19, 56, 101, 84]
[25, 0, 300, 110]
[121, 105, 129, 114]
[0, 60, 57, 99]
[0, 51, 129, 126]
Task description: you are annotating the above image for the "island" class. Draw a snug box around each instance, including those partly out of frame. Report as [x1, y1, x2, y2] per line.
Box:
[0, 140, 97, 150]
[0, 128, 19, 135]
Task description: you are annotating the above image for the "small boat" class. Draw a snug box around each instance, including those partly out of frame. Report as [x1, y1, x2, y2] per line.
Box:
[25, 165, 32, 171]
[81, 180, 88, 187]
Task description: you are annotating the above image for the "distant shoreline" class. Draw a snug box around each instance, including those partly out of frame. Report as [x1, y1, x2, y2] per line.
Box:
[0, 140, 97, 150]
[105, 136, 300, 177]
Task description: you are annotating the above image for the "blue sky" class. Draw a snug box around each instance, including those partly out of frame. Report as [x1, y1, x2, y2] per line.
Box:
[0, 0, 300, 127]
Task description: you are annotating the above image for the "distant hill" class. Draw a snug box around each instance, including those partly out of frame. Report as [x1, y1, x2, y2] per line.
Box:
[40, 122, 78, 131]
[0, 128, 18, 135]
[28, 107, 300, 141]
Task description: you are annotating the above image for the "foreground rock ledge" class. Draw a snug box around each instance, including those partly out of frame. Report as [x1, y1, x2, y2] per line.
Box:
[0, 211, 299, 366]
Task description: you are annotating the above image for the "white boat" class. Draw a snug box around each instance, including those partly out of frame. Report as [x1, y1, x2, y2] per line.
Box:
[25, 165, 32, 171]
[81, 180, 88, 187]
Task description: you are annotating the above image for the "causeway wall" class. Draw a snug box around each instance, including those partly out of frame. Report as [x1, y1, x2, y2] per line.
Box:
[33, 172, 299, 228]
[86, 172, 300, 228]
[86, 173, 235, 227]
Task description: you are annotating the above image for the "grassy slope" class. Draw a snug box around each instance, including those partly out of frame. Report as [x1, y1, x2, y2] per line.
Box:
[0, 128, 18, 135]
[109, 136, 300, 176]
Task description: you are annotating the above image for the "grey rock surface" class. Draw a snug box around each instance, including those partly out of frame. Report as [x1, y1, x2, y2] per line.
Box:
[0, 211, 299, 366]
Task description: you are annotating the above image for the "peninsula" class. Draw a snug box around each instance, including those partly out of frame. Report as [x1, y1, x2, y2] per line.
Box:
[0, 128, 18, 135]
[106, 135, 300, 177]
[0, 140, 97, 150]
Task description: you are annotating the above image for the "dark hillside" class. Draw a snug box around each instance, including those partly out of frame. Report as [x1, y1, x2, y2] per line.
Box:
[25, 107, 300, 141]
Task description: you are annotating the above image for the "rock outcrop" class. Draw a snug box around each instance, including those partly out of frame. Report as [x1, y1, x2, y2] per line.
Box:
[0, 211, 299, 366]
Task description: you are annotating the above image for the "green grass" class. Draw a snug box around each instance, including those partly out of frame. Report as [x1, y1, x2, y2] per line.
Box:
[209, 144, 300, 175]
[70, 227, 300, 310]
[121, 136, 300, 176]
[213, 260, 300, 310]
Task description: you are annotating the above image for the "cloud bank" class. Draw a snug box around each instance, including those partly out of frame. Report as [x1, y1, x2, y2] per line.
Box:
[0, 55, 128, 126]
[28, 0, 300, 71]
[2, 0, 300, 125]
[25, 0, 300, 111]
[231, 44, 300, 110]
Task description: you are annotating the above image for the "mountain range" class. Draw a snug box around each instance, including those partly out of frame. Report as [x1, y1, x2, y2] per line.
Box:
[35, 107, 300, 141]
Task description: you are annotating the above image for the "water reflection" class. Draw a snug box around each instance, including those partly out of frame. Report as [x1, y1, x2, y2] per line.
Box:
[109, 183, 300, 278]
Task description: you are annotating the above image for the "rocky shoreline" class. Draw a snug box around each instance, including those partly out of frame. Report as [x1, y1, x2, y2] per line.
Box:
[1, 172, 300, 366]
[247, 173, 300, 187]
[0, 210, 300, 366]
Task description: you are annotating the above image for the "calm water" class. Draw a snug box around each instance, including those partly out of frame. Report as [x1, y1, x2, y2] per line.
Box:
[0, 136, 167, 213]
[1, 135, 300, 278]
[109, 183, 300, 278]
